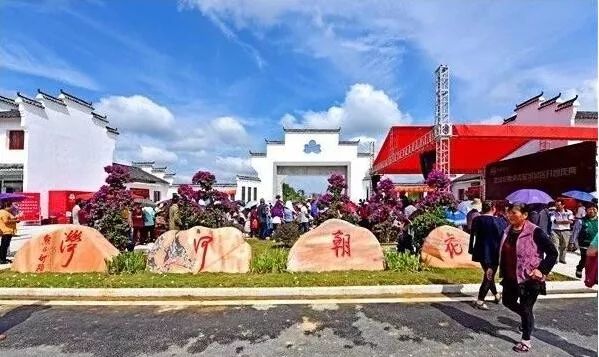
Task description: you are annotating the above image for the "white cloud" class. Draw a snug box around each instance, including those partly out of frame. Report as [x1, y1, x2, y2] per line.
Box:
[183, 1, 596, 118]
[0, 41, 99, 90]
[477, 115, 504, 125]
[564, 79, 598, 111]
[214, 156, 253, 174]
[211, 116, 249, 142]
[96, 95, 175, 136]
[281, 83, 410, 139]
[138, 145, 178, 164]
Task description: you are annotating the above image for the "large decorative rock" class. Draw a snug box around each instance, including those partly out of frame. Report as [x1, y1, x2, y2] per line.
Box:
[287, 219, 384, 272]
[421, 225, 479, 268]
[12, 225, 119, 273]
[147, 226, 251, 273]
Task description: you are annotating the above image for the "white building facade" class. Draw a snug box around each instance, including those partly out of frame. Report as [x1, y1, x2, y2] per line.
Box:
[0, 90, 117, 218]
[250, 128, 373, 202]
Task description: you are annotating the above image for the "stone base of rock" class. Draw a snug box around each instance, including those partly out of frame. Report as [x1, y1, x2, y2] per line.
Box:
[287, 219, 384, 272]
[147, 226, 251, 273]
[11, 225, 119, 273]
[421, 225, 479, 269]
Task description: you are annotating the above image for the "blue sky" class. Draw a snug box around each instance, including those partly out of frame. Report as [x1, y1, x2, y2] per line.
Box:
[1, 0, 597, 191]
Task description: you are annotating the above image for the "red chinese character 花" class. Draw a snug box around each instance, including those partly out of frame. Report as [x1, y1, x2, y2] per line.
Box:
[331, 230, 351, 258]
[444, 234, 463, 259]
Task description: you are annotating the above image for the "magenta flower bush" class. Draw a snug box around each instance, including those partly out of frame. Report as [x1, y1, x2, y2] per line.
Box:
[162, 170, 236, 229]
[86, 165, 134, 250]
[416, 169, 456, 211]
[316, 173, 358, 225]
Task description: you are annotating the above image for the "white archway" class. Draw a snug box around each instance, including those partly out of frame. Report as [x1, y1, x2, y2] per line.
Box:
[249, 128, 372, 201]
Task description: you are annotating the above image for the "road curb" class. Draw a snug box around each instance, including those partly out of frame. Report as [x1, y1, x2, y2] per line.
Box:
[0, 281, 595, 299]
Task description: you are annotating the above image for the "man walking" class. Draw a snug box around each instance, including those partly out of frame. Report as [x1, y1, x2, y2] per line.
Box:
[552, 199, 574, 264]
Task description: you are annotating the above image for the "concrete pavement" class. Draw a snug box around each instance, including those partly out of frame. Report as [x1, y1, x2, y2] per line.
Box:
[0, 297, 595, 356]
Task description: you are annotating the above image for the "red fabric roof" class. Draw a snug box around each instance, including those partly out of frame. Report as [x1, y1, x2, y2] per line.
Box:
[374, 124, 598, 174]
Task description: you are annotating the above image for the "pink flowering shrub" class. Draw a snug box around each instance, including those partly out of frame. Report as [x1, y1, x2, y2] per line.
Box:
[86, 165, 134, 250]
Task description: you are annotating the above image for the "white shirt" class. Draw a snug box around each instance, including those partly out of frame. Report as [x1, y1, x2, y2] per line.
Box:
[71, 205, 81, 225]
[300, 205, 309, 223]
[552, 209, 574, 231]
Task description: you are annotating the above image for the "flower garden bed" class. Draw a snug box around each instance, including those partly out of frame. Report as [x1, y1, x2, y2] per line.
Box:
[0, 240, 572, 288]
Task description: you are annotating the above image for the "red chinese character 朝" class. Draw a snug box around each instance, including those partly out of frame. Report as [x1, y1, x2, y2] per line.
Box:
[331, 230, 351, 258]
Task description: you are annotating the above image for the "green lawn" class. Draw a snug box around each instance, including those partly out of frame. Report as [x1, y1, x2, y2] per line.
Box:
[0, 239, 572, 288]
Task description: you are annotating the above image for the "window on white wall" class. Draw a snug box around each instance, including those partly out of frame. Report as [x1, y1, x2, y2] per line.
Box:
[242, 186, 246, 202]
[253, 187, 257, 201]
[153, 191, 161, 202]
[8, 130, 24, 150]
[246, 186, 252, 201]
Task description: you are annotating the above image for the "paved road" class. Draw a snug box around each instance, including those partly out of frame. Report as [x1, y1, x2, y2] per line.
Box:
[0, 297, 595, 356]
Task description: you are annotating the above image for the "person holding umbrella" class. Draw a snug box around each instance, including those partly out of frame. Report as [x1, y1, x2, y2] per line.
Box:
[498, 202, 557, 353]
[0, 200, 19, 264]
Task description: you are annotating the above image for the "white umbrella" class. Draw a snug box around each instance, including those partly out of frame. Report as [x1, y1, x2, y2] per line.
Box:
[245, 200, 258, 209]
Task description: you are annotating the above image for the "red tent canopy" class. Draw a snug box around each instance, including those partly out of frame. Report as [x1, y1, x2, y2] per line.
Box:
[374, 124, 598, 174]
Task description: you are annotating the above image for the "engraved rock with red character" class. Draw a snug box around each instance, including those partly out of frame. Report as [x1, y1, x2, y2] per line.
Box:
[11, 225, 119, 273]
[147, 226, 251, 273]
[420, 225, 479, 268]
[287, 219, 384, 272]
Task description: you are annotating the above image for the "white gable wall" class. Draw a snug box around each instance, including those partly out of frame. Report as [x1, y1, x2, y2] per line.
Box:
[13, 96, 116, 217]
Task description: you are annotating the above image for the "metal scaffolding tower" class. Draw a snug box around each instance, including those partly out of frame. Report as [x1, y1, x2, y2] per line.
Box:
[434, 65, 451, 176]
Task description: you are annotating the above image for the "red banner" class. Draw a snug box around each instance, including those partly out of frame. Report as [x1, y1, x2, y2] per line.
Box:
[15, 192, 41, 224]
[130, 188, 150, 199]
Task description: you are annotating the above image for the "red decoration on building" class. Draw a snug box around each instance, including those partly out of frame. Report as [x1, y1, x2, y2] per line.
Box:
[331, 230, 351, 258]
[59, 230, 83, 267]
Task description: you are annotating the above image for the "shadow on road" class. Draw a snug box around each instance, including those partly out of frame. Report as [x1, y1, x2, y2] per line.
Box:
[0, 305, 49, 334]
[431, 303, 518, 345]
[497, 316, 597, 356]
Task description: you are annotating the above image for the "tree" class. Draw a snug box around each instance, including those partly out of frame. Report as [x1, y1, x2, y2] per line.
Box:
[86, 165, 134, 250]
[316, 173, 358, 225]
[282, 182, 304, 202]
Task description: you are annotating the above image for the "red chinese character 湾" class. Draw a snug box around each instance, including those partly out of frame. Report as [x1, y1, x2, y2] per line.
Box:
[59, 230, 83, 267]
[193, 235, 214, 272]
[331, 230, 351, 258]
[444, 235, 463, 259]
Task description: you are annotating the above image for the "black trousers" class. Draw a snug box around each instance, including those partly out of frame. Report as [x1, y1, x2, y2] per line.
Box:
[502, 280, 540, 340]
[577, 247, 588, 272]
[0, 234, 13, 261]
[478, 263, 498, 301]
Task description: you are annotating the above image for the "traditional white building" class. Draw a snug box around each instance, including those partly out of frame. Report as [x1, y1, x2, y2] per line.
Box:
[450, 92, 597, 198]
[0, 90, 117, 218]
[114, 161, 175, 202]
[250, 128, 373, 202]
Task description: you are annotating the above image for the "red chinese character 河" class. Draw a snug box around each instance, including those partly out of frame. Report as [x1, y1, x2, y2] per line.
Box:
[331, 230, 351, 258]
[59, 230, 83, 267]
[444, 234, 463, 259]
[193, 235, 214, 272]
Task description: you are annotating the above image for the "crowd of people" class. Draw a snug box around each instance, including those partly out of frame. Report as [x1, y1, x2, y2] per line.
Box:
[467, 198, 597, 353]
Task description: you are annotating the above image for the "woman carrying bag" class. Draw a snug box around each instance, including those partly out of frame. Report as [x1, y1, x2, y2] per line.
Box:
[497, 202, 558, 353]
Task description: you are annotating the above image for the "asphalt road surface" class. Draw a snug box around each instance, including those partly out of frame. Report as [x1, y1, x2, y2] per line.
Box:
[0, 297, 596, 356]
